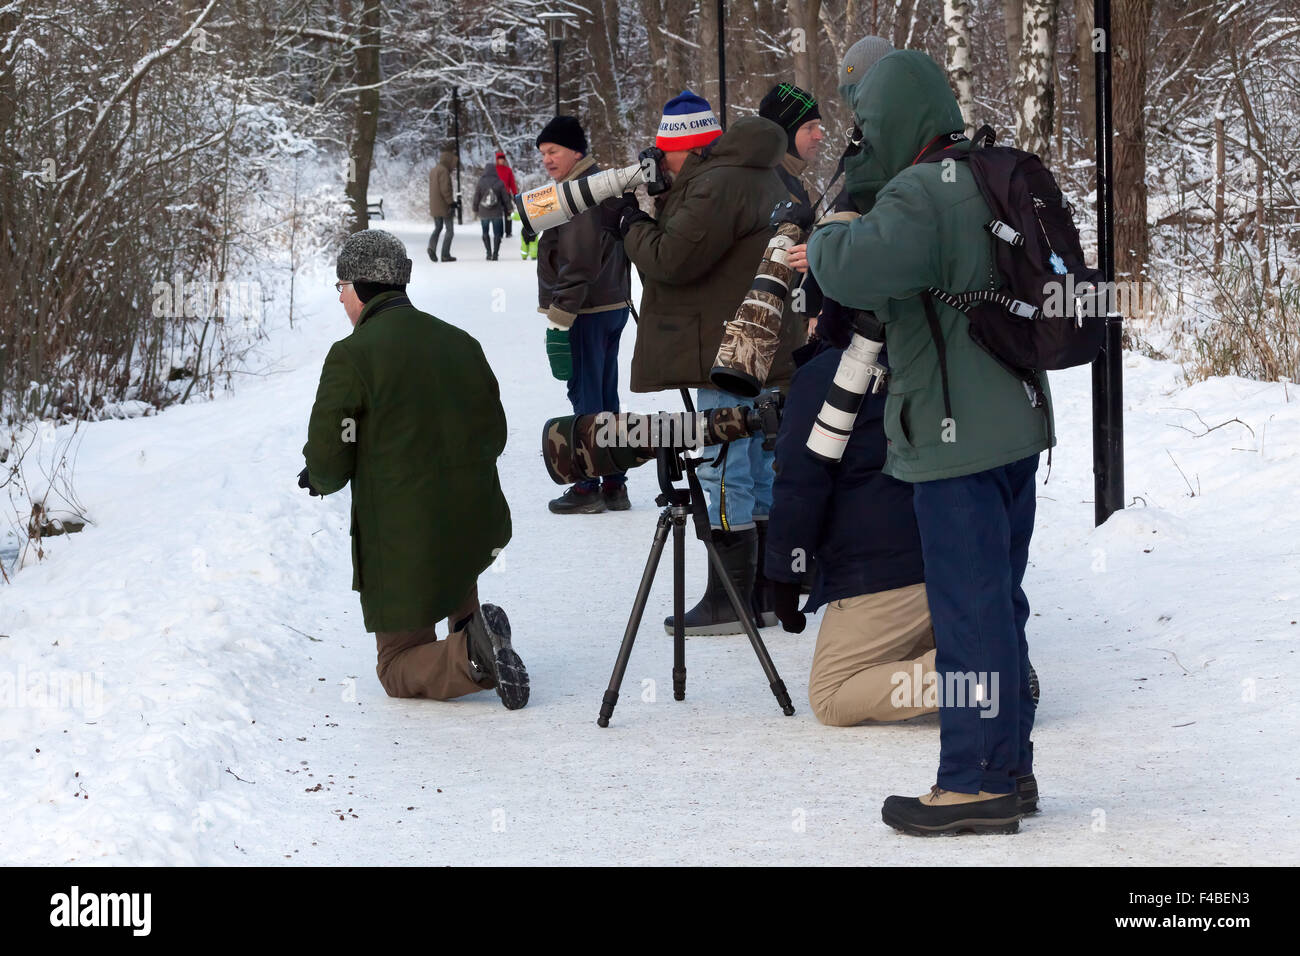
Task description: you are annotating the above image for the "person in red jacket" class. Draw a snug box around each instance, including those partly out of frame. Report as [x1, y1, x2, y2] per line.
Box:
[495, 150, 518, 237]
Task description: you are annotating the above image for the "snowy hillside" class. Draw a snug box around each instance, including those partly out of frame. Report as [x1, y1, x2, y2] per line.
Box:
[2, 222, 1296, 865]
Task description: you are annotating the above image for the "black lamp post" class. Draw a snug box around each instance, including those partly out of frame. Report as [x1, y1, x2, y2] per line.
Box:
[539, 12, 572, 117]
[1091, 0, 1124, 527]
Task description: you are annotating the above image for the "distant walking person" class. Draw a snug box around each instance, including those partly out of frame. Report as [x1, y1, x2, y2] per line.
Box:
[495, 150, 519, 237]
[428, 149, 457, 262]
[471, 162, 510, 260]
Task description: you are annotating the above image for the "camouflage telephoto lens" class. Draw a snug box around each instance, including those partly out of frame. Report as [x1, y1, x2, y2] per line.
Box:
[710, 221, 804, 398]
[542, 407, 771, 485]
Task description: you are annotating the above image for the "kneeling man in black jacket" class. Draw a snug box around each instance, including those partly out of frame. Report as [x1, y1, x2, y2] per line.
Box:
[764, 305, 937, 726]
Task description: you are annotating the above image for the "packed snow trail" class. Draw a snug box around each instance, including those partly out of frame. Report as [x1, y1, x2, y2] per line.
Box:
[2, 221, 1297, 864]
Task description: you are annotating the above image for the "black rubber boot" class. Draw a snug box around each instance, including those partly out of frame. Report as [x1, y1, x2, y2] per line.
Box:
[663, 527, 757, 636]
[752, 518, 778, 628]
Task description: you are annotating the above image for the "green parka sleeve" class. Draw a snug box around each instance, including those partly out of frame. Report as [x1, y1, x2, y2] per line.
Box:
[303, 340, 366, 495]
[806, 174, 943, 318]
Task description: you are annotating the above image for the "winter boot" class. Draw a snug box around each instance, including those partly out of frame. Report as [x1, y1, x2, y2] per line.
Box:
[548, 484, 606, 515]
[465, 604, 529, 710]
[482, 234, 492, 259]
[751, 518, 779, 628]
[1017, 740, 1038, 814]
[427, 246, 438, 262]
[491, 234, 502, 260]
[663, 527, 757, 636]
[601, 481, 630, 511]
[881, 786, 1021, 836]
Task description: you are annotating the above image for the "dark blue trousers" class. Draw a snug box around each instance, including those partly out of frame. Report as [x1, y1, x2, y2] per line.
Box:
[566, 306, 629, 491]
[911, 453, 1039, 794]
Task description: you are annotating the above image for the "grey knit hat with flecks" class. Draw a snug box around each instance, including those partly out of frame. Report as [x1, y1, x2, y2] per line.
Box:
[336, 229, 412, 285]
[838, 36, 894, 103]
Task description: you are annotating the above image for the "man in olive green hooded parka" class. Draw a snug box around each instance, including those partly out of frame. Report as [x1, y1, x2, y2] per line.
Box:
[301, 229, 528, 710]
[808, 50, 1053, 834]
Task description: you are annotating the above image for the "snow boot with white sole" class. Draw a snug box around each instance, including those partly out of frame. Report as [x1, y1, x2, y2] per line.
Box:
[466, 604, 529, 710]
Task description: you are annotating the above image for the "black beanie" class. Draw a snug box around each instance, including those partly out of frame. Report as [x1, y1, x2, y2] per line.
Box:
[759, 83, 821, 158]
[536, 115, 587, 155]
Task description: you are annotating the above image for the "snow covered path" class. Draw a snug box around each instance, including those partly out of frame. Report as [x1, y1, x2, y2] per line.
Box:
[3, 220, 1297, 865]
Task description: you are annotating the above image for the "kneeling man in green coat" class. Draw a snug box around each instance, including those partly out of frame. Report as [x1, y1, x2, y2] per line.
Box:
[300, 229, 528, 710]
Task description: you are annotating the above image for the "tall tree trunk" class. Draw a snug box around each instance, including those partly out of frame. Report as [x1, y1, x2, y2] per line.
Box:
[578, 0, 627, 167]
[1112, 0, 1150, 281]
[944, 0, 974, 132]
[346, 0, 380, 235]
[697, 0, 721, 115]
[1005, 0, 1023, 82]
[1014, 0, 1058, 162]
[1213, 111, 1225, 271]
[1076, 0, 1096, 156]
[893, 0, 917, 50]
[788, 0, 823, 97]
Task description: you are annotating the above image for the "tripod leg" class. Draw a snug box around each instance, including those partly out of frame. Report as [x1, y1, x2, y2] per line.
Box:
[672, 508, 686, 701]
[598, 507, 673, 727]
[703, 539, 796, 717]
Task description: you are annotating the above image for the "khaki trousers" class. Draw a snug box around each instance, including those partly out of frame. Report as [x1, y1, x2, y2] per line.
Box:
[374, 586, 495, 700]
[808, 582, 937, 726]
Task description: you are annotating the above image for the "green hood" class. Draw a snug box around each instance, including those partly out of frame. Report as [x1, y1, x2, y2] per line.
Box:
[849, 50, 965, 188]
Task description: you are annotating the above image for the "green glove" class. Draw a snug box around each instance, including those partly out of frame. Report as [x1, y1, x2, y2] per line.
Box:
[546, 327, 572, 381]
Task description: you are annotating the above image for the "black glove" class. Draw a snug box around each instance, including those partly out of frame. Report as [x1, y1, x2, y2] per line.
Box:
[521, 223, 537, 245]
[770, 580, 806, 633]
[770, 199, 814, 232]
[297, 467, 321, 498]
[600, 194, 648, 238]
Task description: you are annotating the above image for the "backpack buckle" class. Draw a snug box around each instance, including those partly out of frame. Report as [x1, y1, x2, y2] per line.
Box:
[987, 219, 1024, 246]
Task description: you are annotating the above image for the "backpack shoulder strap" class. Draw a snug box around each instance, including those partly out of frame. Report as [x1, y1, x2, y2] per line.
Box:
[920, 292, 954, 423]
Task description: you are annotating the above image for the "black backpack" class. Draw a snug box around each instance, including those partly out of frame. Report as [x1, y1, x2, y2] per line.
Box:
[917, 126, 1105, 412]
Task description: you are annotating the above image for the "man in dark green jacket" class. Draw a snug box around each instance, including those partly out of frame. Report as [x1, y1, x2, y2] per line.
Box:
[300, 229, 528, 710]
[615, 92, 805, 637]
[808, 51, 1053, 834]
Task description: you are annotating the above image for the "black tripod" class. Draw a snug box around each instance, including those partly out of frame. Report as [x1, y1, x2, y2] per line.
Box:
[597, 445, 795, 727]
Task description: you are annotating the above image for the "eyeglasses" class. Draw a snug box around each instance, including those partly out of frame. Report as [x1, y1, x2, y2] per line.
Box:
[334, 281, 353, 294]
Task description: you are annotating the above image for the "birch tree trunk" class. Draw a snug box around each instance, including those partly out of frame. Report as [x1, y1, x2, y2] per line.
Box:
[943, 0, 974, 132]
[1014, 0, 1058, 162]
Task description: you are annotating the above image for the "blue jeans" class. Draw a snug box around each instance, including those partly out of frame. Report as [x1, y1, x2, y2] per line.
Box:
[911, 454, 1039, 795]
[567, 307, 629, 491]
[694, 387, 776, 531]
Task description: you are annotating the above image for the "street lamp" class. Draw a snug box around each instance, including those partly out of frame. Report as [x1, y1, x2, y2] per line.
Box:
[538, 11, 575, 117]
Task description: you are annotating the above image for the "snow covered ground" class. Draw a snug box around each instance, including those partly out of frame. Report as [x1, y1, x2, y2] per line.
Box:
[2, 220, 1297, 865]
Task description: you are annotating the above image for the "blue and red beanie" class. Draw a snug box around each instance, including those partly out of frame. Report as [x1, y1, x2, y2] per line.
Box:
[656, 90, 723, 151]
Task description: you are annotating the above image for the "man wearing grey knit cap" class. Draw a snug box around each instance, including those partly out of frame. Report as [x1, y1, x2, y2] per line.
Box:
[299, 228, 530, 710]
